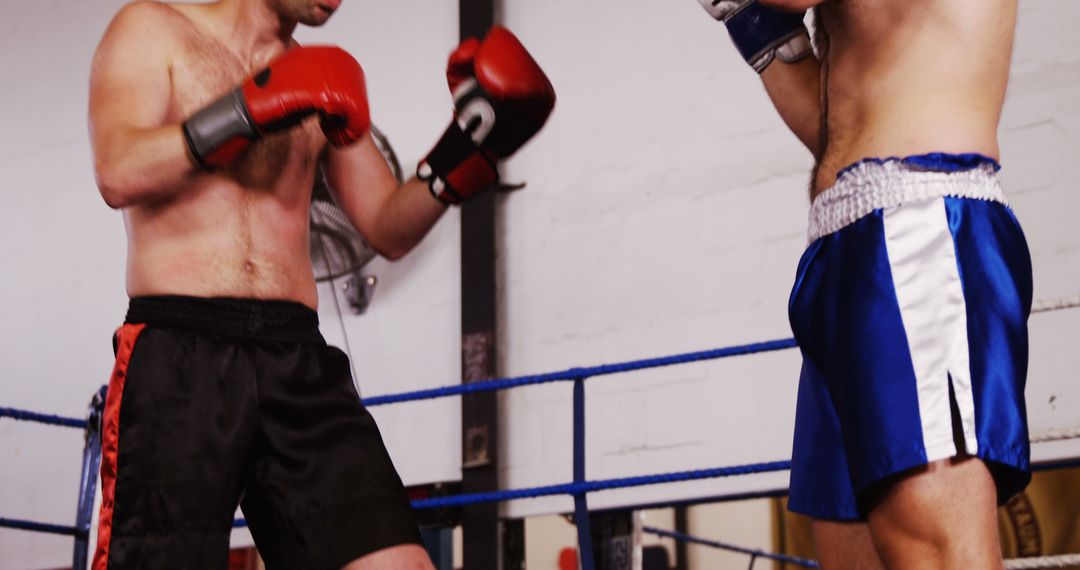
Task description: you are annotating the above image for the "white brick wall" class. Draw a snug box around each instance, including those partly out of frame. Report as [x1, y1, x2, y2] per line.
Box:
[496, 0, 1080, 556]
[498, 0, 813, 521]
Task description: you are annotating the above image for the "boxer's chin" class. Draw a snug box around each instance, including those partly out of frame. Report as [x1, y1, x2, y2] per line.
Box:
[275, 0, 336, 26]
[299, 5, 334, 26]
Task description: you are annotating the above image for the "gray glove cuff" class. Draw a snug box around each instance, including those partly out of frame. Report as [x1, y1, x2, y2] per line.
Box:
[181, 88, 256, 169]
[753, 29, 813, 73]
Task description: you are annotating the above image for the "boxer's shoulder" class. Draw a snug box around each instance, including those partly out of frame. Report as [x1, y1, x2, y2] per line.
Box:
[108, 1, 192, 39]
[98, 1, 193, 69]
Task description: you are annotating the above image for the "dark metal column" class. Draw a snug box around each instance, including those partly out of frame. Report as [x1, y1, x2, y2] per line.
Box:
[673, 506, 689, 570]
[573, 378, 596, 570]
[458, 1, 500, 568]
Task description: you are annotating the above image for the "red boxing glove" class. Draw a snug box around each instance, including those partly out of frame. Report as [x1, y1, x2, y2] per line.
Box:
[419, 27, 556, 205]
[183, 46, 370, 169]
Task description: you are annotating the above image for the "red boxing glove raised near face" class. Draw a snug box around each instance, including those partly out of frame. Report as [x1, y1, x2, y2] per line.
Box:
[183, 46, 370, 170]
[419, 27, 556, 205]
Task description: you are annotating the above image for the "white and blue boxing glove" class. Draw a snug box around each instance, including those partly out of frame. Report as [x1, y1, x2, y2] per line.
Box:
[698, 0, 813, 73]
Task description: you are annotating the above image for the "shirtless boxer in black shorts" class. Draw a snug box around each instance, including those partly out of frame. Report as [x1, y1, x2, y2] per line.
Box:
[89, 0, 554, 567]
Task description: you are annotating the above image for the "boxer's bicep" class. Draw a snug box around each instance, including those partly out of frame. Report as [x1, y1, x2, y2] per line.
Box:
[761, 56, 823, 157]
[90, 4, 196, 207]
[89, 3, 173, 152]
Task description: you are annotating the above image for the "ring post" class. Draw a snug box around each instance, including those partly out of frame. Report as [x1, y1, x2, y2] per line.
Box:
[73, 386, 107, 570]
[572, 377, 596, 570]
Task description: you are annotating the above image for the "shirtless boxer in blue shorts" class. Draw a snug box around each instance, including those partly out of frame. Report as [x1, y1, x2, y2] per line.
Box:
[88, 0, 553, 567]
[697, 0, 1030, 568]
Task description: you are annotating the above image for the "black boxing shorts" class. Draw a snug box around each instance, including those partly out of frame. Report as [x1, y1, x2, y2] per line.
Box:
[93, 296, 422, 570]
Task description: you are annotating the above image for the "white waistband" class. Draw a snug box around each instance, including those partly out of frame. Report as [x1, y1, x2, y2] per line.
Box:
[807, 159, 1007, 242]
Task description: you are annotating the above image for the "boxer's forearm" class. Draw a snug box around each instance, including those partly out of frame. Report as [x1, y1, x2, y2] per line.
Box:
[93, 123, 200, 209]
[365, 177, 447, 260]
[761, 56, 823, 157]
[323, 139, 447, 261]
[693, 0, 819, 151]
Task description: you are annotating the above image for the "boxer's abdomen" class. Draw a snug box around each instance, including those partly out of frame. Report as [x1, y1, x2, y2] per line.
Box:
[812, 0, 1018, 196]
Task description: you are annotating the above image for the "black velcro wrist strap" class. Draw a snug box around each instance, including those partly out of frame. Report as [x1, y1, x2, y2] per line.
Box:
[419, 120, 500, 205]
[181, 88, 257, 169]
[423, 120, 482, 181]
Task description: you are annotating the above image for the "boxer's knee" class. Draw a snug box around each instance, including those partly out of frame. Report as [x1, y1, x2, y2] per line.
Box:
[341, 544, 434, 570]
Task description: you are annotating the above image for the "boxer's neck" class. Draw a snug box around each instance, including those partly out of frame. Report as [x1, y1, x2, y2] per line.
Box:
[212, 0, 297, 68]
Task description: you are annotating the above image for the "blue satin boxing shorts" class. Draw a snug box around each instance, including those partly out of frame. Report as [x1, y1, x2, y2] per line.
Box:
[786, 153, 1033, 521]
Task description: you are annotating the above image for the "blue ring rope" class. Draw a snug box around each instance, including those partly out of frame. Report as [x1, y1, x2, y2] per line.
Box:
[642, 526, 819, 568]
[28, 454, 1080, 534]
[0, 517, 82, 537]
[398, 454, 1080, 512]
[0, 338, 798, 423]
[228, 459, 792, 528]
[362, 338, 797, 406]
[5, 334, 1077, 544]
[0, 407, 86, 429]
[1033, 457, 1080, 472]
[411, 460, 792, 510]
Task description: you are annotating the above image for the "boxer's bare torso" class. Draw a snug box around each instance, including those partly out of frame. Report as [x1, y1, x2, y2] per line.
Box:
[751, 2, 1024, 567]
[92, 2, 326, 308]
[811, 0, 1017, 197]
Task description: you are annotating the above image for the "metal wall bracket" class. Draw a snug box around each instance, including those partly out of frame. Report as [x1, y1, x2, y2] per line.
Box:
[342, 273, 377, 315]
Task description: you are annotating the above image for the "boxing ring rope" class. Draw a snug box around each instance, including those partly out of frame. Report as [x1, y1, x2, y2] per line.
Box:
[0, 406, 88, 429]
[1030, 427, 1080, 444]
[1005, 554, 1080, 570]
[0, 386, 106, 569]
[361, 338, 800, 406]
[1032, 294, 1080, 314]
[4, 396, 1080, 568]
[3, 294, 1080, 569]
[641, 525, 820, 568]
[0, 517, 81, 537]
